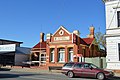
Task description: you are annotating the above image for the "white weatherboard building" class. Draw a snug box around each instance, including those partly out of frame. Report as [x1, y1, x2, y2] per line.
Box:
[104, 0, 120, 69]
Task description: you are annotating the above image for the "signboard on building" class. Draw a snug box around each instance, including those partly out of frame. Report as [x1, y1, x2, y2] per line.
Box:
[54, 36, 70, 41]
[0, 44, 16, 52]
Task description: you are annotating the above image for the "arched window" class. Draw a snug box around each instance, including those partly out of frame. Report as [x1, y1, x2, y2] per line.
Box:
[58, 48, 65, 62]
[68, 48, 73, 62]
[50, 48, 54, 62]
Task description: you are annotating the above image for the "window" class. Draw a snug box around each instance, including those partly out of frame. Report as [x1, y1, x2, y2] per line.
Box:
[83, 63, 98, 69]
[74, 63, 82, 69]
[68, 48, 73, 62]
[83, 64, 90, 68]
[50, 48, 54, 62]
[58, 48, 65, 62]
[90, 64, 98, 68]
[63, 63, 74, 68]
[41, 54, 46, 64]
[118, 43, 120, 61]
[117, 11, 120, 27]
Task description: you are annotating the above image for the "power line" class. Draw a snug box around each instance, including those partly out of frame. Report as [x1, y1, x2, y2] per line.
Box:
[107, 0, 120, 29]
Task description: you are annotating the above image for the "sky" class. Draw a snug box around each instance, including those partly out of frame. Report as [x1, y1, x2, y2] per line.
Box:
[0, 0, 106, 48]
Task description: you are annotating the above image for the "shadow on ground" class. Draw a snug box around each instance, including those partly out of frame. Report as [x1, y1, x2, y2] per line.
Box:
[0, 73, 42, 78]
[0, 74, 19, 78]
[0, 68, 11, 71]
[0, 68, 42, 79]
[107, 76, 120, 80]
[73, 76, 120, 80]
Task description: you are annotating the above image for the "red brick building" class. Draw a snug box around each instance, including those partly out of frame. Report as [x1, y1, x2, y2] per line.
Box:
[31, 26, 105, 67]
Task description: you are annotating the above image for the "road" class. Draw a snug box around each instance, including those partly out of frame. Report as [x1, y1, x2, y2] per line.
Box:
[0, 71, 120, 80]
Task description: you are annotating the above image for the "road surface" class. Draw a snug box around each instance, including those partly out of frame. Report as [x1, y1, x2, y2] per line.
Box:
[0, 71, 120, 80]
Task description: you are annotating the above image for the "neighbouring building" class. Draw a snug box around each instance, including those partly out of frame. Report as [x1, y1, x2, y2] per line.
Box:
[31, 36, 46, 66]
[31, 26, 106, 68]
[103, 0, 120, 69]
[0, 39, 31, 66]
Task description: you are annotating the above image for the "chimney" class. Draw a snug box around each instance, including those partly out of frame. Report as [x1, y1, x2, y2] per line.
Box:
[46, 33, 52, 40]
[88, 26, 95, 38]
[40, 33, 44, 42]
[73, 30, 80, 36]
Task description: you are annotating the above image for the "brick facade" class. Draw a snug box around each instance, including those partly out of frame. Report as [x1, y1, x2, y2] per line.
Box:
[31, 26, 106, 67]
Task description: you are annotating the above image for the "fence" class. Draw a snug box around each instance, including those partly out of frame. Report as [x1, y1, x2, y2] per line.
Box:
[84, 57, 106, 69]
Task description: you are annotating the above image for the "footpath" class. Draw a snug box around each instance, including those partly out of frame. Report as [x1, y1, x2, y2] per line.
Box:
[1, 66, 61, 74]
[1, 66, 120, 77]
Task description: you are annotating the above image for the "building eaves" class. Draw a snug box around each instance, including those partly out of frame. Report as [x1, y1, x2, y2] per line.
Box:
[0, 39, 23, 44]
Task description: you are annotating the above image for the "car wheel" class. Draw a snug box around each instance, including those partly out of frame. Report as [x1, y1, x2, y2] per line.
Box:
[67, 71, 74, 78]
[97, 73, 105, 80]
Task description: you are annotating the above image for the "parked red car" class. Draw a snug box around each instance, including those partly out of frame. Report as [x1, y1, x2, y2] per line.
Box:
[62, 62, 114, 80]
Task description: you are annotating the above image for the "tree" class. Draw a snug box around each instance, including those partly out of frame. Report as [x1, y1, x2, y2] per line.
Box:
[94, 32, 106, 51]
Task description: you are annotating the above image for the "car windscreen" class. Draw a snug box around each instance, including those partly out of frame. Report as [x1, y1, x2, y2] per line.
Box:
[90, 63, 99, 68]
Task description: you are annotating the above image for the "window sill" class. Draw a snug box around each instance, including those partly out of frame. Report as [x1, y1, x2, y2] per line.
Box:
[58, 61, 65, 63]
[50, 61, 55, 63]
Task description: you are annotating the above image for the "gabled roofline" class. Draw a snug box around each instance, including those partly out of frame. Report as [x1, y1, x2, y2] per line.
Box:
[79, 37, 88, 45]
[32, 41, 46, 49]
[52, 26, 71, 36]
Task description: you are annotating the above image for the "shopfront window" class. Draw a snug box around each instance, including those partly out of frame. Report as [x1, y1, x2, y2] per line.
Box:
[58, 48, 65, 62]
[68, 48, 73, 62]
[50, 48, 54, 62]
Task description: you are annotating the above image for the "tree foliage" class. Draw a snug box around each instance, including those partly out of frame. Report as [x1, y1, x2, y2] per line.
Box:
[94, 32, 106, 50]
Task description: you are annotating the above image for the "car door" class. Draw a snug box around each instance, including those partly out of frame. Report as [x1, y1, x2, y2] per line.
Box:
[72, 63, 83, 77]
[82, 63, 96, 77]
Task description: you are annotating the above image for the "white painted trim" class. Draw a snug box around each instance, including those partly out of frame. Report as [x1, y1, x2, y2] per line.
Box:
[52, 26, 71, 36]
[105, 34, 120, 37]
[72, 33, 73, 43]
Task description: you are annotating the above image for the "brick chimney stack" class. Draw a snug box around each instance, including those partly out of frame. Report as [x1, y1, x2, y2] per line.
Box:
[88, 26, 95, 38]
[40, 33, 44, 42]
[73, 30, 80, 36]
